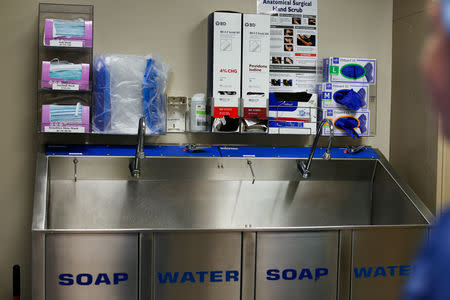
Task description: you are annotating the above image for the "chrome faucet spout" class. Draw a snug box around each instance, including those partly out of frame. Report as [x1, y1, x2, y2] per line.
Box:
[298, 118, 334, 179]
[130, 116, 146, 178]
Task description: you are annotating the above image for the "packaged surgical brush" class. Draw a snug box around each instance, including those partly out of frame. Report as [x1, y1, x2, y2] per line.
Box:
[92, 54, 169, 135]
[207, 11, 242, 133]
[241, 14, 271, 133]
[43, 18, 93, 47]
[41, 60, 90, 90]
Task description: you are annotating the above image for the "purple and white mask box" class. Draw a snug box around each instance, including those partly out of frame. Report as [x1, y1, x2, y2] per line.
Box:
[41, 104, 90, 133]
[41, 61, 90, 90]
[43, 18, 93, 47]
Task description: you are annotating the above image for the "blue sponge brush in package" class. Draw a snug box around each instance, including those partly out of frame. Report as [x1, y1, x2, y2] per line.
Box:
[93, 54, 170, 135]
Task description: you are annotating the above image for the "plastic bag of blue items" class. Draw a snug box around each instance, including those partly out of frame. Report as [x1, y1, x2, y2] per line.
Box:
[93, 54, 170, 135]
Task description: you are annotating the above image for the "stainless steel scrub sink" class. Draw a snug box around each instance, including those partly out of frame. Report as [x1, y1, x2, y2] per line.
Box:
[38, 155, 430, 229]
[32, 149, 434, 300]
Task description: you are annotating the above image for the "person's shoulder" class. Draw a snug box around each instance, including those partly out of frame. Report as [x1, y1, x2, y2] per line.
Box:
[434, 208, 450, 229]
[429, 209, 450, 248]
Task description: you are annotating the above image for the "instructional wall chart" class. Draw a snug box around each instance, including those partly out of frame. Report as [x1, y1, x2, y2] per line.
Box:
[257, 0, 318, 93]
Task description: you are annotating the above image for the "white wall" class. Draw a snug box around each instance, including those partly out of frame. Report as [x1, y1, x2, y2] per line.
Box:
[0, 0, 393, 298]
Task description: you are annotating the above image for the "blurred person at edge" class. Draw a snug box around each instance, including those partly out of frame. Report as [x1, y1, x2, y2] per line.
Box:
[403, 1, 450, 299]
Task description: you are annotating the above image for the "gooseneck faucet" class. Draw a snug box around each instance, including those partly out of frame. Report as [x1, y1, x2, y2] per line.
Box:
[298, 118, 334, 179]
[130, 116, 146, 178]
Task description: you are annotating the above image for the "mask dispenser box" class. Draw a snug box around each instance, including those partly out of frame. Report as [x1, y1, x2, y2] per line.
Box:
[41, 103, 90, 133]
[207, 11, 242, 133]
[323, 57, 376, 85]
[241, 14, 271, 134]
[41, 61, 90, 91]
[44, 18, 93, 47]
[268, 91, 318, 135]
[37, 4, 94, 133]
[321, 109, 370, 139]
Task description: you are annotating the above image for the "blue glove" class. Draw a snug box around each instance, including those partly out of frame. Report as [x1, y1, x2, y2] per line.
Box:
[341, 64, 366, 80]
[335, 117, 360, 139]
[333, 88, 366, 110]
[341, 63, 374, 83]
[364, 62, 374, 83]
[358, 114, 367, 134]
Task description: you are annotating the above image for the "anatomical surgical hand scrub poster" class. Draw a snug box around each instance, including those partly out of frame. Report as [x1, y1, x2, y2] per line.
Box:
[257, 0, 318, 93]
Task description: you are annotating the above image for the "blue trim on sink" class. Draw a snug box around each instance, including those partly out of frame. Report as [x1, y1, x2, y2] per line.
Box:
[218, 146, 279, 157]
[46, 145, 379, 159]
[153, 146, 220, 157]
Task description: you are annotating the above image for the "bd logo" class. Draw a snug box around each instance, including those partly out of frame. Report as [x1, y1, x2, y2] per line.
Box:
[216, 21, 227, 26]
[245, 22, 256, 27]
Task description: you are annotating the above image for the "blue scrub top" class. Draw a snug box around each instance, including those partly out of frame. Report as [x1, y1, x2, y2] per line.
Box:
[403, 209, 450, 300]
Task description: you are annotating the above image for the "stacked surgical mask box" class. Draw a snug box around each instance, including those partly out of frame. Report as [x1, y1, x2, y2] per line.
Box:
[268, 91, 318, 135]
[320, 57, 376, 138]
[207, 12, 242, 133]
[240, 14, 271, 134]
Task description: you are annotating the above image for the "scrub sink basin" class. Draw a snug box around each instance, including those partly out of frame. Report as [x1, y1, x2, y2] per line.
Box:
[32, 148, 433, 300]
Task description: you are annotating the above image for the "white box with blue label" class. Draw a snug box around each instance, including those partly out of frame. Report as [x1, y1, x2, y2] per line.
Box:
[323, 57, 376, 85]
[322, 109, 370, 138]
[319, 83, 369, 111]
